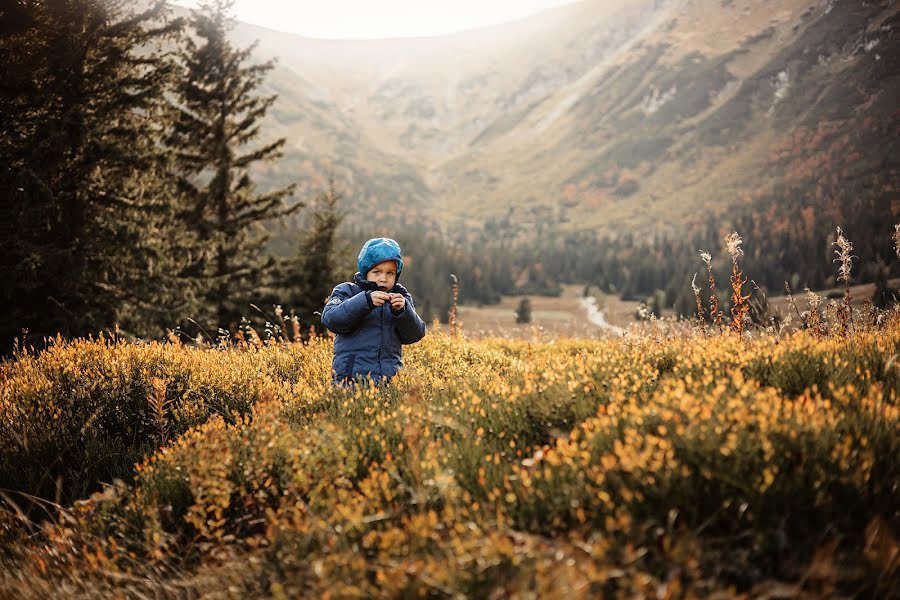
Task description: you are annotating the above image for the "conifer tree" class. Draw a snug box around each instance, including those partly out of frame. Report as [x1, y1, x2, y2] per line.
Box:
[169, 0, 298, 332]
[285, 180, 344, 335]
[515, 297, 532, 324]
[0, 0, 187, 349]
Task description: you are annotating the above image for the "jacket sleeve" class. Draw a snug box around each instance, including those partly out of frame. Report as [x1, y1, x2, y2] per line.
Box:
[393, 292, 427, 344]
[322, 284, 373, 334]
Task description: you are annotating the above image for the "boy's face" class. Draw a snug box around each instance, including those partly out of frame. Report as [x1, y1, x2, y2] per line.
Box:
[366, 260, 397, 291]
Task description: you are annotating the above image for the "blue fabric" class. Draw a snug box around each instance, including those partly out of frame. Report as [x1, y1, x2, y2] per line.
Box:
[321, 272, 426, 385]
[357, 238, 403, 278]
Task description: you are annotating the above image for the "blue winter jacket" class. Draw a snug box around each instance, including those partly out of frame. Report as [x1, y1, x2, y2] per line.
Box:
[321, 272, 427, 385]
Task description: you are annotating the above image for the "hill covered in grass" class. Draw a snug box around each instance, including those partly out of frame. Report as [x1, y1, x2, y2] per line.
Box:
[1, 312, 898, 597]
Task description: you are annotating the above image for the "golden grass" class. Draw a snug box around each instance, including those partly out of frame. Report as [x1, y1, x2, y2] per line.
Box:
[1, 309, 898, 597]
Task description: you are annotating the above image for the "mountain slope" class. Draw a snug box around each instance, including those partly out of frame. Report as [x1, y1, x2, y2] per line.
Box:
[435, 0, 898, 232]
[233, 0, 898, 235]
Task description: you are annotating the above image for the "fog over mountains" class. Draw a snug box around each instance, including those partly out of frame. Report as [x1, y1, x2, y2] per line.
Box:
[221, 0, 898, 235]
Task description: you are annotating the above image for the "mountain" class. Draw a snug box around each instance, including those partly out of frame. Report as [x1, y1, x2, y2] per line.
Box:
[223, 0, 898, 237]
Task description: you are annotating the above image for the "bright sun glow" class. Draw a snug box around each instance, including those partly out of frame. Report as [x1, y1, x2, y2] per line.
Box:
[171, 0, 580, 39]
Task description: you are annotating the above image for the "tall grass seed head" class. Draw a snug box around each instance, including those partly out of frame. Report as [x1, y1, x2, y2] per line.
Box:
[725, 232, 743, 260]
[832, 226, 854, 284]
[804, 287, 821, 309]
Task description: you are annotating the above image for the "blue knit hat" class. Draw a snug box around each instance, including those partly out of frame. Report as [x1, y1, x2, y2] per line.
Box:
[357, 237, 403, 278]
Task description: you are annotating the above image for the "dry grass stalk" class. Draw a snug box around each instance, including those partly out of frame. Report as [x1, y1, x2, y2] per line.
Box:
[273, 305, 288, 341]
[894, 224, 900, 262]
[832, 227, 855, 334]
[448, 274, 459, 337]
[784, 282, 804, 326]
[291, 316, 301, 342]
[691, 273, 706, 332]
[804, 288, 826, 339]
[149, 378, 172, 443]
[700, 251, 724, 331]
[725, 232, 751, 337]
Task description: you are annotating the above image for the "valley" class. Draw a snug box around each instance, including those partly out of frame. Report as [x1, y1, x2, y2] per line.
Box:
[228, 0, 898, 236]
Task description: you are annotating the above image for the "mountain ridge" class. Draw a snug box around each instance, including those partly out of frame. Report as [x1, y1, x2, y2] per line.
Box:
[216, 0, 897, 236]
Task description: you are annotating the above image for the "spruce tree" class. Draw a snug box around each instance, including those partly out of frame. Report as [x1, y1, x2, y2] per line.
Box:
[285, 180, 344, 335]
[0, 0, 187, 349]
[515, 297, 532, 324]
[169, 0, 298, 333]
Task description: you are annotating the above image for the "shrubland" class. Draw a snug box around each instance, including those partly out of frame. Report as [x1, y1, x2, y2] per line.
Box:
[1, 308, 898, 597]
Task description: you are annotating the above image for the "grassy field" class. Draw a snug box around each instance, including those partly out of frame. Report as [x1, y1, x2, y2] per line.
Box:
[456, 285, 639, 340]
[763, 278, 900, 317]
[1, 307, 898, 598]
[455, 279, 900, 341]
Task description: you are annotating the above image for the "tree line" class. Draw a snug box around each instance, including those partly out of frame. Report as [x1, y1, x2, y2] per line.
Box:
[0, 0, 342, 351]
[3, 1, 896, 351]
[359, 161, 898, 325]
[0, 0, 506, 349]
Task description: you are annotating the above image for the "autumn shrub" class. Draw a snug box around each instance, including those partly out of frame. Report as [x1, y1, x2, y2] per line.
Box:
[0, 335, 332, 507]
[2, 318, 899, 598]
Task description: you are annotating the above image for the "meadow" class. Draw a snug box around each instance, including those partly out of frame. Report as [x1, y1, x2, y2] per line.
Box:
[454, 284, 635, 340]
[0, 306, 897, 597]
[1, 230, 899, 598]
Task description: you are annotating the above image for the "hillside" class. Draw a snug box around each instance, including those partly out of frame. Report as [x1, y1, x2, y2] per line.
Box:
[227, 0, 898, 235]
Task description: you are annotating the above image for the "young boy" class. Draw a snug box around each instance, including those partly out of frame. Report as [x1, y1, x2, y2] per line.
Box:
[322, 237, 427, 385]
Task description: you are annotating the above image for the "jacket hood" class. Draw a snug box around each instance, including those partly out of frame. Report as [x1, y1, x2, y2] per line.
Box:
[357, 238, 403, 279]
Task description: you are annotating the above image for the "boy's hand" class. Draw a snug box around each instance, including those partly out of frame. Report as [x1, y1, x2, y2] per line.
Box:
[389, 293, 406, 311]
[370, 291, 390, 307]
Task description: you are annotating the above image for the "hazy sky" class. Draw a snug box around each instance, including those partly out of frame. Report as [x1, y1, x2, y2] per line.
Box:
[171, 0, 581, 39]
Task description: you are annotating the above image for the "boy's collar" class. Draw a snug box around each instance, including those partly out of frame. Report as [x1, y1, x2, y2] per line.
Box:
[354, 272, 381, 291]
[353, 272, 404, 294]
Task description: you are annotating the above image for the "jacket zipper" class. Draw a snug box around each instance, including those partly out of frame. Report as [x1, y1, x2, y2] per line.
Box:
[378, 303, 384, 379]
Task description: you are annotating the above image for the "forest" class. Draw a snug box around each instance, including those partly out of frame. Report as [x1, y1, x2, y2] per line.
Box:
[2, 0, 898, 354]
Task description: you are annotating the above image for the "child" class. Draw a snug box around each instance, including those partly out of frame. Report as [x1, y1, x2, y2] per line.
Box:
[322, 237, 427, 385]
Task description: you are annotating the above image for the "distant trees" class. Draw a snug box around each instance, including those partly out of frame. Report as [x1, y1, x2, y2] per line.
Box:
[283, 180, 343, 335]
[1, 0, 896, 350]
[384, 169, 898, 324]
[0, 0, 315, 351]
[168, 0, 298, 332]
[515, 298, 532, 324]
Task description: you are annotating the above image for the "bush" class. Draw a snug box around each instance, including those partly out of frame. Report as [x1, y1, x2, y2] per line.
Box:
[0, 336, 332, 507]
[2, 319, 899, 597]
